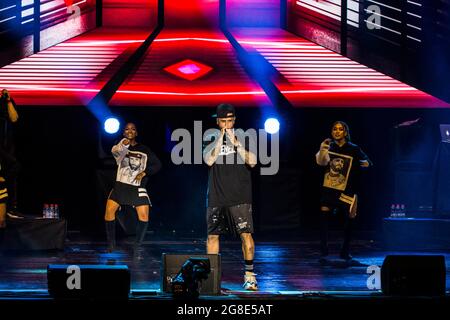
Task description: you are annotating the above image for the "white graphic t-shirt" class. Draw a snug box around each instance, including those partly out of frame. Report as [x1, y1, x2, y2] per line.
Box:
[112, 139, 148, 187]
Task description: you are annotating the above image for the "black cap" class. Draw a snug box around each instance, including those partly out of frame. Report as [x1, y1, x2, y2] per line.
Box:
[212, 103, 235, 118]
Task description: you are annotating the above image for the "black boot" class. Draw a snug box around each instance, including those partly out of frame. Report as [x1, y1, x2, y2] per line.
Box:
[133, 220, 148, 261]
[4, 154, 20, 213]
[320, 212, 329, 259]
[0, 227, 5, 246]
[0, 227, 6, 255]
[340, 218, 354, 261]
[105, 220, 116, 253]
[7, 178, 19, 213]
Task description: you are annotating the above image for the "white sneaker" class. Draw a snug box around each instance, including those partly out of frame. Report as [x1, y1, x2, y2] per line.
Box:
[243, 273, 258, 291]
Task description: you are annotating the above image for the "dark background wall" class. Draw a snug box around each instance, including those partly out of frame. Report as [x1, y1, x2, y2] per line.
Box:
[12, 106, 447, 238]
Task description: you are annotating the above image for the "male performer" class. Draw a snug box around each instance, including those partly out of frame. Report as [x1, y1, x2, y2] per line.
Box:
[104, 122, 161, 260]
[203, 103, 258, 291]
[316, 121, 371, 261]
[0, 89, 19, 213]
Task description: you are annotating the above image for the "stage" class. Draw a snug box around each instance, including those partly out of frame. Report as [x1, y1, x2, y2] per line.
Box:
[1, 235, 449, 300]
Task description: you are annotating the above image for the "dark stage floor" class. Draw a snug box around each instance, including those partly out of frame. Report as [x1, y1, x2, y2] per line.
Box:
[1, 236, 449, 300]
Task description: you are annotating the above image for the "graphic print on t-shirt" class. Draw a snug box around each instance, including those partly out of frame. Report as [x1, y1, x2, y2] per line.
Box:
[218, 142, 236, 157]
[215, 134, 238, 164]
[323, 151, 353, 191]
[117, 150, 147, 186]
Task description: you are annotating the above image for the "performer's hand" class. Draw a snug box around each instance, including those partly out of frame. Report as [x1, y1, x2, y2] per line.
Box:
[226, 129, 239, 146]
[135, 171, 146, 183]
[360, 160, 370, 168]
[320, 139, 332, 151]
[1, 89, 10, 100]
[122, 138, 130, 146]
[214, 128, 225, 145]
[349, 196, 358, 218]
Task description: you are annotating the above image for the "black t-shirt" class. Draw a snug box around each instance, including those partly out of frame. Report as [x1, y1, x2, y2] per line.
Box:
[112, 141, 162, 188]
[206, 134, 252, 207]
[322, 141, 369, 195]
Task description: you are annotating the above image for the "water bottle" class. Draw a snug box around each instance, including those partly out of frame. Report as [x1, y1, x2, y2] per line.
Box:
[43, 203, 49, 218]
[400, 204, 406, 218]
[49, 204, 55, 218]
[54, 204, 59, 219]
[390, 204, 396, 218]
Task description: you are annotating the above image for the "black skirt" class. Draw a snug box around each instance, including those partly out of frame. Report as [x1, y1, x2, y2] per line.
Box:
[108, 182, 152, 207]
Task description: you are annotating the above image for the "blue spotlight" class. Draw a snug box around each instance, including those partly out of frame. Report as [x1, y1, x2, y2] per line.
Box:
[264, 118, 280, 134]
[104, 117, 120, 134]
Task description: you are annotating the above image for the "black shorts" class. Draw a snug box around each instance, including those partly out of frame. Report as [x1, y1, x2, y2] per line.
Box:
[207, 203, 254, 235]
[108, 182, 152, 207]
[0, 180, 8, 204]
[321, 188, 357, 213]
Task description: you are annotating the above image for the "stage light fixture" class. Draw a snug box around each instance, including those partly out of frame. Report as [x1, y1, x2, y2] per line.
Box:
[104, 117, 120, 134]
[171, 257, 211, 298]
[264, 118, 280, 134]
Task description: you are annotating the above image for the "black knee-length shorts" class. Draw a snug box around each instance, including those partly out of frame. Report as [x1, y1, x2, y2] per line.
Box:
[207, 203, 254, 235]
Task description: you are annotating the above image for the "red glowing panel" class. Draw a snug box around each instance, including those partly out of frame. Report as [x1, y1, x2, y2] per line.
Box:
[231, 28, 449, 108]
[110, 29, 271, 107]
[164, 59, 213, 81]
[0, 28, 150, 106]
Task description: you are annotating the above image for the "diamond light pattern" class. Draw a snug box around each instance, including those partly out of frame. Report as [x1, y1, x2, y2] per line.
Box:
[164, 59, 213, 80]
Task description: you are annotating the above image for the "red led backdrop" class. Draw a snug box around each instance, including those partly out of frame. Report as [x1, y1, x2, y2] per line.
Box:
[0, 0, 447, 108]
[226, 0, 281, 27]
[164, 0, 219, 28]
[231, 28, 448, 108]
[0, 28, 150, 106]
[103, 0, 158, 27]
[109, 30, 271, 107]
